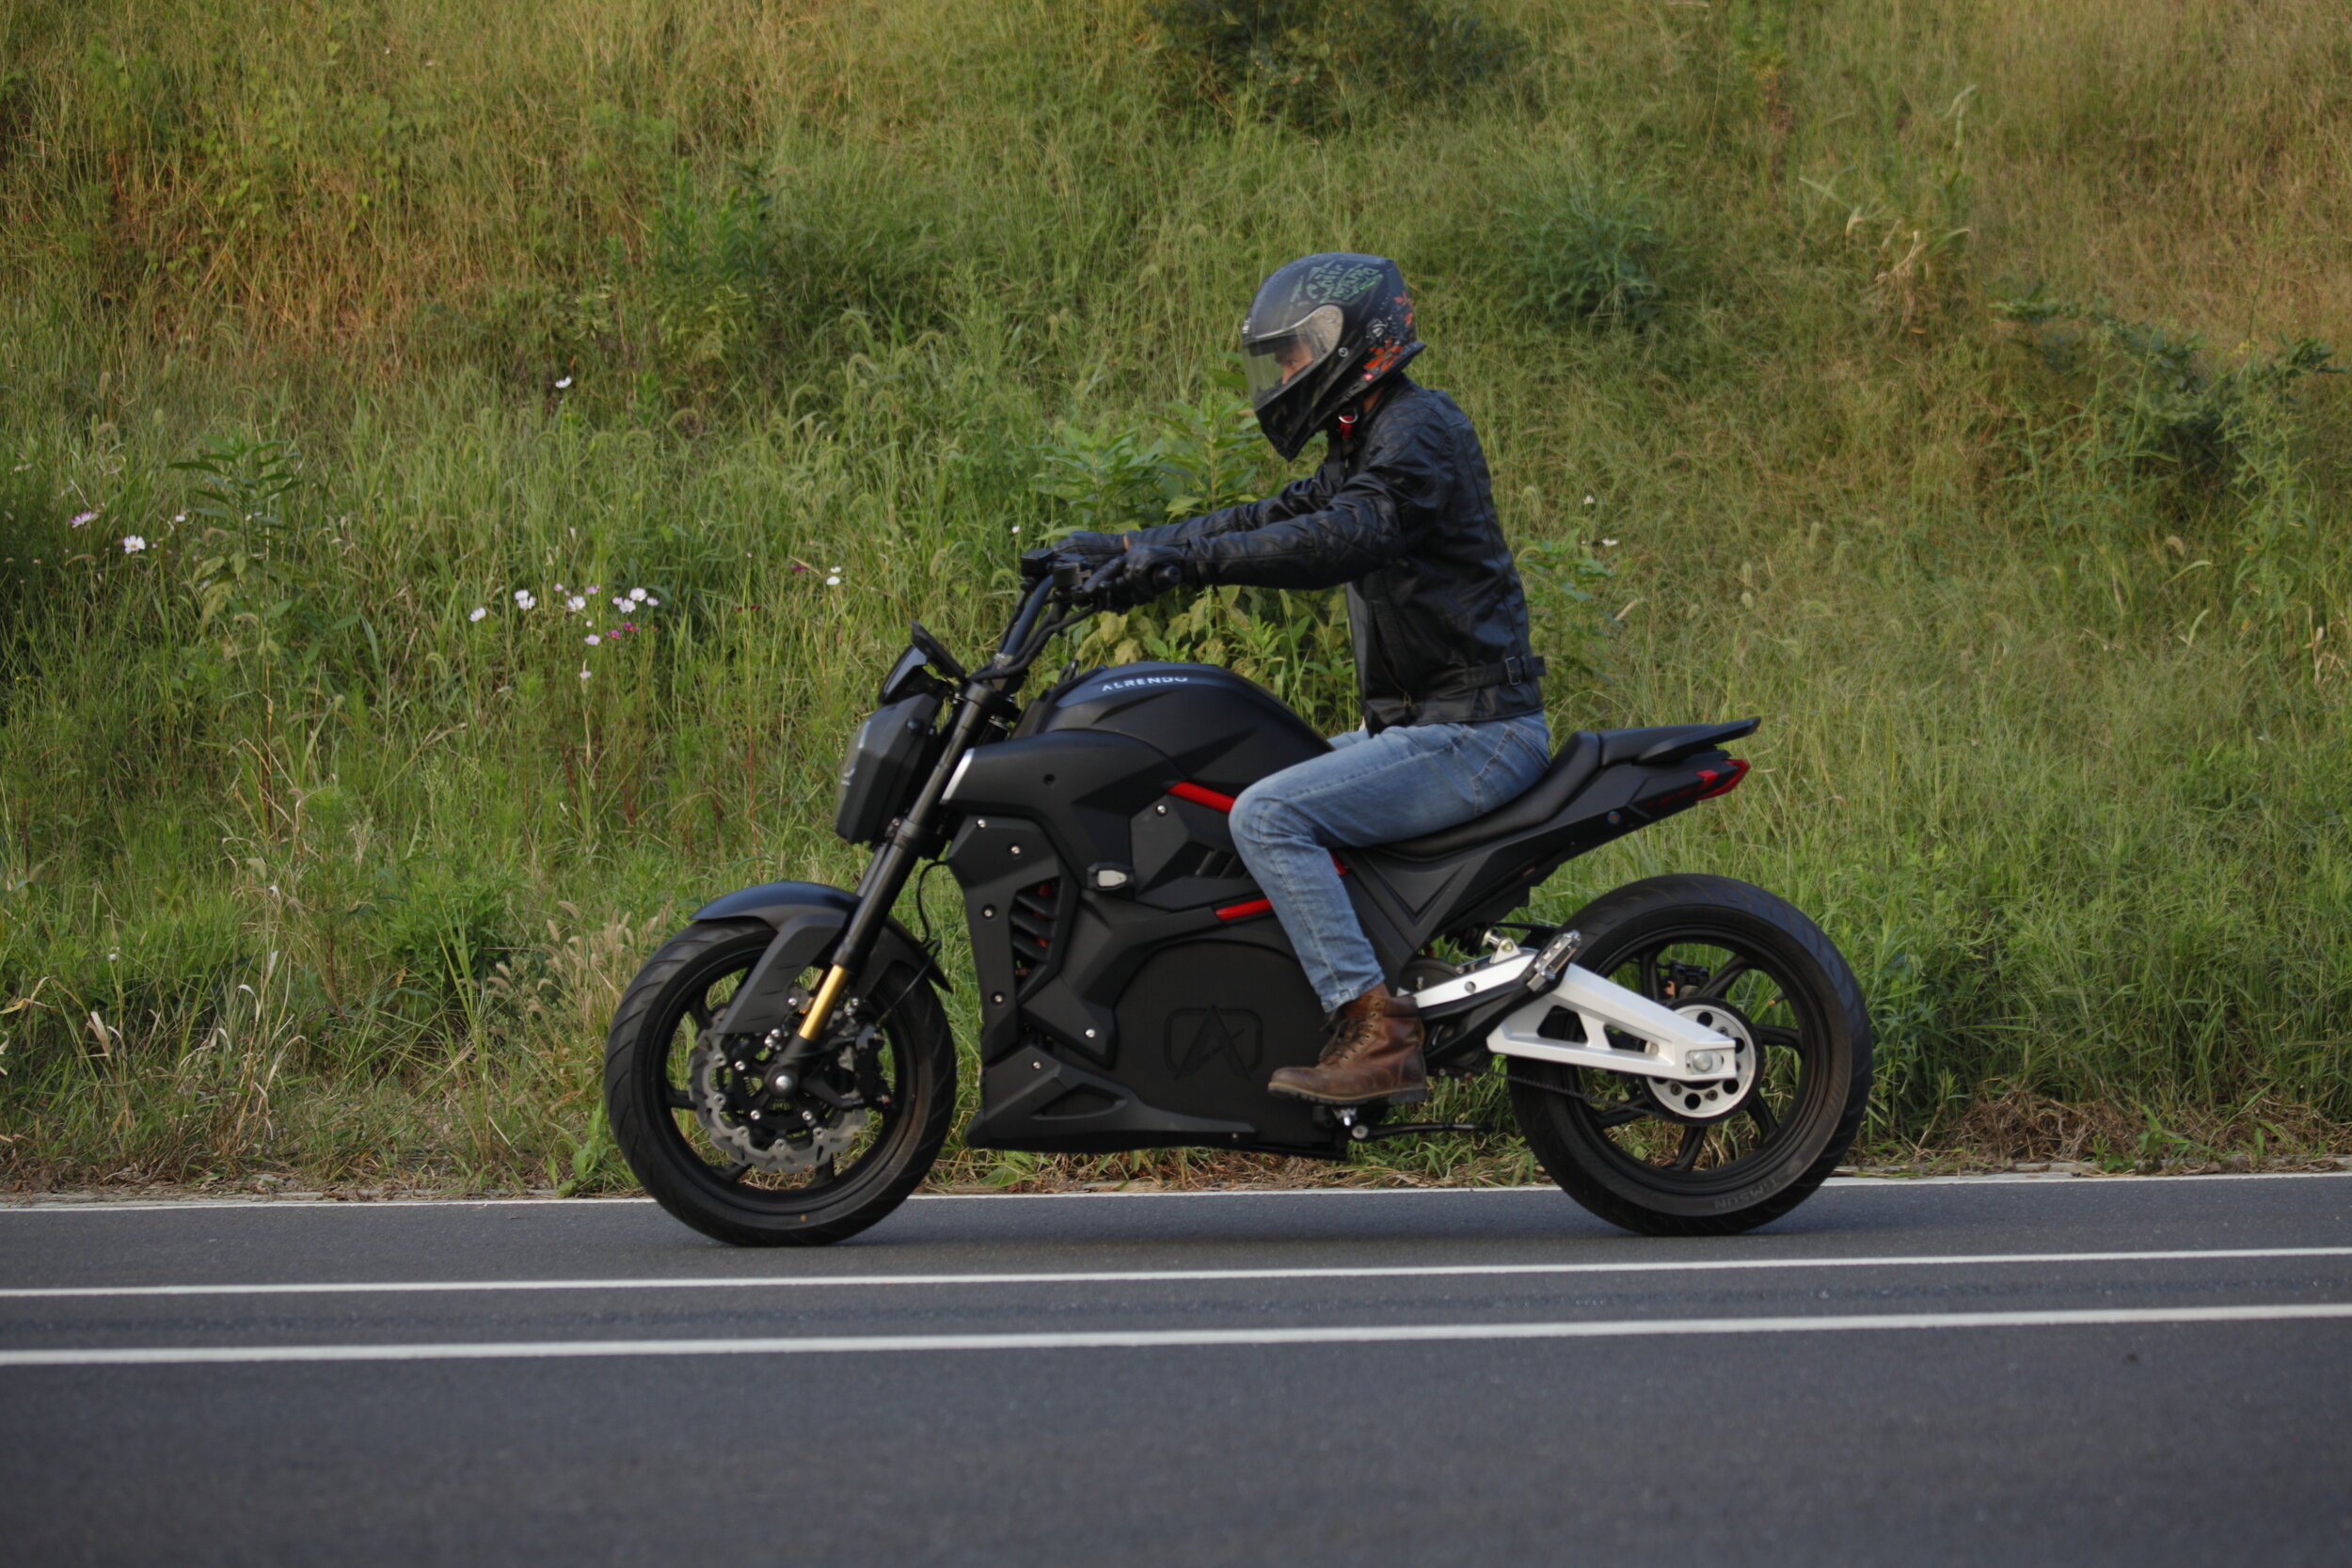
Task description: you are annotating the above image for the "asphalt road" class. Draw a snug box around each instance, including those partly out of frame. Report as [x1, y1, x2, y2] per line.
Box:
[1, 1175, 2347, 1567]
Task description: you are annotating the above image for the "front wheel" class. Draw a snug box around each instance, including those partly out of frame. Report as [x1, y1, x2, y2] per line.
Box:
[604, 920, 956, 1246]
[1509, 874, 1872, 1236]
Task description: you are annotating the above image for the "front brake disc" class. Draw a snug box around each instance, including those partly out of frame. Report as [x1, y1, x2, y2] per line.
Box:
[689, 1038, 866, 1173]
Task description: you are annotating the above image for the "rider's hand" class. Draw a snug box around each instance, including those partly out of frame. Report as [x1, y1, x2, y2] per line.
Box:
[1082, 543, 1189, 610]
[1045, 531, 1125, 573]
[1025, 532, 1124, 585]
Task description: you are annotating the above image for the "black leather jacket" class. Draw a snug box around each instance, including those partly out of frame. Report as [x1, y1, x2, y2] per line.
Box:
[1138, 377, 1544, 733]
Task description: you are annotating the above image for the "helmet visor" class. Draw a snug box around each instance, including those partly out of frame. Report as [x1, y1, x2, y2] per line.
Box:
[1243, 304, 1344, 410]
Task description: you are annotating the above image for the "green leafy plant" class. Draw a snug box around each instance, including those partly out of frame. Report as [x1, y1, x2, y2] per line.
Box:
[551, 1102, 617, 1196]
[169, 436, 322, 664]
[1030, 384, 1266, 534]
[1506, 176, 1671, 328]
[1518, 537, 1617, 687]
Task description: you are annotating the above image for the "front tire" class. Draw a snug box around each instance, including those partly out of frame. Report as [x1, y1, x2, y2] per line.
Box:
[604, 920, 955, 1246]
[1509, 874, 1872, 1236]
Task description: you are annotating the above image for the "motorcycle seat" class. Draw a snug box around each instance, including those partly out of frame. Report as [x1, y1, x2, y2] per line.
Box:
[1378, 719, 1758, 861]
[1380, 730, 1604, 859]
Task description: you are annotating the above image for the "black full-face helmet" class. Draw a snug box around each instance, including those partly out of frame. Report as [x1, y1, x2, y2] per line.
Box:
[1240, 252, 1424, 460]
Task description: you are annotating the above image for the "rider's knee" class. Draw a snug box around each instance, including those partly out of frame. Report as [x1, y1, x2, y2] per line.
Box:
[1229, 781, 1295, 853]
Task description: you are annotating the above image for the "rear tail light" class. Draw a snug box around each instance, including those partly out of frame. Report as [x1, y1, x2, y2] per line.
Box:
[1695, 758, 1750, 799]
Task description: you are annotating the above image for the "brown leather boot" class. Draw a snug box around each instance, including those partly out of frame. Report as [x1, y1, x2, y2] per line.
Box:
[1267, 986, 1428, 1106]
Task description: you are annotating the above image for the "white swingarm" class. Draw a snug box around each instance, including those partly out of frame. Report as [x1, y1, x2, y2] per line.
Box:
[1407, 929, 1745, 1085]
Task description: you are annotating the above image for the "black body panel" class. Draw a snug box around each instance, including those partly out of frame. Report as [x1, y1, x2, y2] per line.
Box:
[943, 718, 1333, 1154]
[1031, 663, 1330, 797]
[944, 663, 1751, 1157]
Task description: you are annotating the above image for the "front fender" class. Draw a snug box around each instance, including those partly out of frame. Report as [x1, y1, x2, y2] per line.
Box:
[695, 880, 946, 1036]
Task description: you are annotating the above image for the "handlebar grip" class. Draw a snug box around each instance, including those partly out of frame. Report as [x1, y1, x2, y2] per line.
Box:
[1052, 559, 1089, 594]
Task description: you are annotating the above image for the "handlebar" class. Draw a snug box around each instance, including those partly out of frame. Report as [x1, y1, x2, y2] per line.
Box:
[975, 575, 1096, 688]
[973, 546, 1186, 691]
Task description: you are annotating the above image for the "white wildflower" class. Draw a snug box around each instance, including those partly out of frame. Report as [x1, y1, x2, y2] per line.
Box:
[469, 606, 487, 623]
[578, 665, 591, 681]
[565, 594, 586, 612]
[584, 634, 601, 646]
[555, 375, 573, 389]
[70, 510, 96, 528]
[121, 535, 147, 553]
[514, 589, 537, 610]
[1602, 538, 1619, 547]
[611, 595, 630, 612]
[172, 512, 186, 524]
[628, 587, 647, 603]
[554, 581, 566, 593]
[586, 584, 601, 595]
[825, 574, 842, 587]
[644, 595, 660, 607]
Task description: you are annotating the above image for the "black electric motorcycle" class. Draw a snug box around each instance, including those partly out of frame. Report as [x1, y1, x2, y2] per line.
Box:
[604, 569, 1872, 1245]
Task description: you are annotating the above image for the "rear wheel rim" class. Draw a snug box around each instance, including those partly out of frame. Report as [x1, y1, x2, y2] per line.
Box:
[1560, 923, 1832, 1190]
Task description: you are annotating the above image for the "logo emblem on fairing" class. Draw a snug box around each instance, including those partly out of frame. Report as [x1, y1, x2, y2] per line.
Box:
[1166, 1007, 1263, 1080]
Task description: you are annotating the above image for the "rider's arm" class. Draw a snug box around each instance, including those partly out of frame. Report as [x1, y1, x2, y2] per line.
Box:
[1147, 467, 1334, 546]
[1136, 415, 1452, 591]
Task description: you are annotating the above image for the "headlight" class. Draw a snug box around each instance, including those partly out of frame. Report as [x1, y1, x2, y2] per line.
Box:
[833, 693, 943, 846]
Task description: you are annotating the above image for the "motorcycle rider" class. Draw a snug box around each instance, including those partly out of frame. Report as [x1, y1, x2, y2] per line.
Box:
[1048, 253, 1550, 1108]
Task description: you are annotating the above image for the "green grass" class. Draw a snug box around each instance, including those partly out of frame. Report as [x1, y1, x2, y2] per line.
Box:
[2, 0, 2348, 1191]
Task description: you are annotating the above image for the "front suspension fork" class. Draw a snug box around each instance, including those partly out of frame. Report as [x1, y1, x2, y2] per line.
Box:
[783, 681, 996, 1057]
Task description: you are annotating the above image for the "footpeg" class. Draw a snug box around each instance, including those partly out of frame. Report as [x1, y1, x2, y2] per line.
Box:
[1524, 927, 1583, 995]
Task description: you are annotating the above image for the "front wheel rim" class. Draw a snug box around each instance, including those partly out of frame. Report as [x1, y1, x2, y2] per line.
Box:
[638, 942, 914, 1206]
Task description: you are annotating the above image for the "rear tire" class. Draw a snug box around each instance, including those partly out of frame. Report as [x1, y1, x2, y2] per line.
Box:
[604, 920, 955, 1246]
[1509, 875, 1871, 1236]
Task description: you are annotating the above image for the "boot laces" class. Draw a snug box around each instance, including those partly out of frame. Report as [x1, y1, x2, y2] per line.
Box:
[1316, 1000, 1384, 1068]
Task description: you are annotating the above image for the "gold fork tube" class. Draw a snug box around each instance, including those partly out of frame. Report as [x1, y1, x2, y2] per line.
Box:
[797, 964, 852, 1042]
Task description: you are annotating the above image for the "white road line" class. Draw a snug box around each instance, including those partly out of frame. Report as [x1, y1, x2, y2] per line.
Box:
[8, 1246, 2348, 1302]
[1, 1169, 2345, 1213]
[4, 1303, 2347, 1368]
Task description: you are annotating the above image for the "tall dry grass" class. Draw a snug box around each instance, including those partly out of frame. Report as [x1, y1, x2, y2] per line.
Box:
[1, 0, 2346, 1189]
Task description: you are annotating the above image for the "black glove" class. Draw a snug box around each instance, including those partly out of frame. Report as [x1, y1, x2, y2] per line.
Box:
[1023, 531, 1124, 584]
[1082, 543, 1190, 610]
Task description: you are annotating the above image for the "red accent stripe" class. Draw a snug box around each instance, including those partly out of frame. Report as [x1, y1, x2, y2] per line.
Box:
[1169, 782, 1236, 814]
[1216, 896, 1273, 923]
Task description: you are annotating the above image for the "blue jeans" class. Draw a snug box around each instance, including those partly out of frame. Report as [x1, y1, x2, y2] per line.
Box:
[1229, 715, 1552, 1014]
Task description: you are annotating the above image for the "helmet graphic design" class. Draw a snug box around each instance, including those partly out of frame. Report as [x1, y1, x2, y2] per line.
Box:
[1240, 252, 1424, 460]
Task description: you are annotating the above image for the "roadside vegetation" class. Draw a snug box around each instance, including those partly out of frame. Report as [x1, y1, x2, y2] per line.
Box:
[3, 0, 2347, 1192]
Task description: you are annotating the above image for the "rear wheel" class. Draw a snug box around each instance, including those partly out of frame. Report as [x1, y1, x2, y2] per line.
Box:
[1508, 874, 1871, 1235]
[604, 920, 955, 1246]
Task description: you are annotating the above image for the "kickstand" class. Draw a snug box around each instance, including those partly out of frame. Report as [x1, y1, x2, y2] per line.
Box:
[1354, 1120, 1494, 1143]
[1326, 1104, 1494, 1144]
